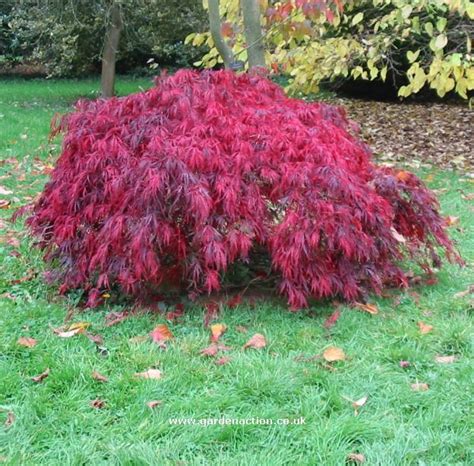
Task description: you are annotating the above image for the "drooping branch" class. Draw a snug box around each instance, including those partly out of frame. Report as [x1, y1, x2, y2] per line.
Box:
[208, 0, 234, 69]
[241, 0, 265, 68]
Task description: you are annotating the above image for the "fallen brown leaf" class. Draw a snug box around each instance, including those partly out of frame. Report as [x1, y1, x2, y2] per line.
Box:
[347, 453, 366, 464]
[435, 355, 457, 364]
[104, 310, 129, 327]
[210, 323, 227, 343]
[4, 411, 15, 428]
[31, 368, 50, 383]
[323, 346, 345, 362]
[243, 333, 266, 350]
[417, 321, 433, 334]
[354, 302, 378, 315]
[0, 199, 11, 209]
[235, 325, 248, 333]
[411, 382, 429, 392]
[17, 337, 37, 348]
[90, 399, 106, 409]
[134, 369, 162, 380]
[92, 370, 108, 382]
[86, 333, 104, 345]
[146, 400, 162, 409]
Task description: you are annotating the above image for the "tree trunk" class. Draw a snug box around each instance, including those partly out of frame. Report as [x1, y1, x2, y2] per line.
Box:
[208, 0, 234, 69]
[101, 2, 122, 98]
[241, 0, 265, 69]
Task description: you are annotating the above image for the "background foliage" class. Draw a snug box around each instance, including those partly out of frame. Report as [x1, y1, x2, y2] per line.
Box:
[0, 0, 208, 76]
[188, 0, 474, 99]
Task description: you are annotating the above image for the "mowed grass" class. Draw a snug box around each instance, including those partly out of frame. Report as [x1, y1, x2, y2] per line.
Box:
[0, 78, 473, 466]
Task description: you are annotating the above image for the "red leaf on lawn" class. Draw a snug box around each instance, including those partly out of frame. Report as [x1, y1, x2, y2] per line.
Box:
[203, 301, 220, 327]
[210, 323, 227, 343]
[243, 333, 266, 350]
[200, 344, 219, 357]
[166, 304, 184, 322]
[104, 311, 129, 327]
[399, 360, 411, 368]
[92, 370, 108, 382]
[227, 294, 242, 308]
[31, 368, 50, 383]
[323, 309, 341, 329]
[150, 324, 173, 347]
[216, 356, 231, 366]
[147, 400, 162, 409]
[200, 343, 232, 357]
[17, 337, 37, 348]
[90, 399, 106, 409]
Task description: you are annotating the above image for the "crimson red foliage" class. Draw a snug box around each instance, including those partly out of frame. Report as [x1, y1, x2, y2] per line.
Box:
[26, 69, 460, 309]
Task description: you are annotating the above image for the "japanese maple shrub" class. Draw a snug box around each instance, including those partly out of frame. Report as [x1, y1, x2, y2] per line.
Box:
[26, 70, 460, 309]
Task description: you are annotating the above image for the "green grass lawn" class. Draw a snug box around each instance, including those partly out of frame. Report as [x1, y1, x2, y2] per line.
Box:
[0, 77, 473, 466]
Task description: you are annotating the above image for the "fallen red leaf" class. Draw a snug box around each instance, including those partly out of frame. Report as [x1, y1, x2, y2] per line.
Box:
[150, 324, 174, 347]
[146, 400, 162, 409]
[243, 333, 266, 350]
[399, 360, 411, 368]
[31, 368, 50, 383]
[226, 294, 242, 308]
[17, 337, 37, 348]
[216, 356, 231, 365]
[165, 304, 184, 322]
[323, 309, 341, 329]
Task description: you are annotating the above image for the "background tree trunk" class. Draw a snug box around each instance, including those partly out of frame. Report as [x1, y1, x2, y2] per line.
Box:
[241, 0, 265, 68]
[208, 0, 234, 69]
[101, 2, 123, 98]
